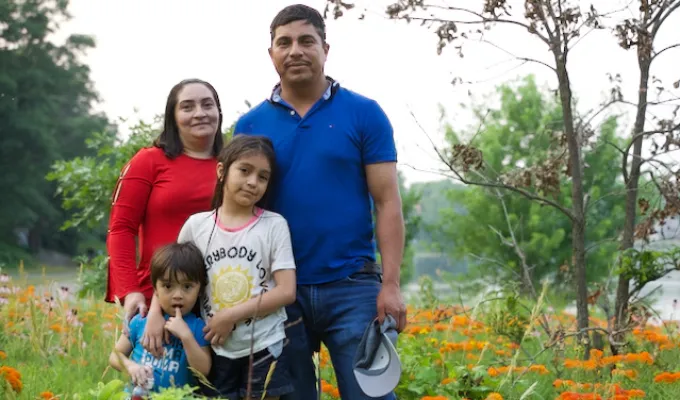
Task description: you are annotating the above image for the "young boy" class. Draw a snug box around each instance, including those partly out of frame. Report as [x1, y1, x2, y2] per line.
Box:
[109, 242, 212, 391]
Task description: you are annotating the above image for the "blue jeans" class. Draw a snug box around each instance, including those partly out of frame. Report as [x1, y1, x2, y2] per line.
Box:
[280, 271, 397, 400]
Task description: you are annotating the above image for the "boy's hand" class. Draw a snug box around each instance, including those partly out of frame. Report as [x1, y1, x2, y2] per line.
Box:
[203, 309, 236, 346]
[128, 363, 153, 387]
[165, 307, 191, 342]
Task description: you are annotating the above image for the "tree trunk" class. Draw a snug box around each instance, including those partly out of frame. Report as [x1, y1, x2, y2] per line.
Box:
[521, 265, 536, 298]
[613, 46, 651, 354]
[555, 57, 590, 351]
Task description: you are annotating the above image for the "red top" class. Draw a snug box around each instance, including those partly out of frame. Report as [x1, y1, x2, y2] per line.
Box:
[105, 146, 217, 304]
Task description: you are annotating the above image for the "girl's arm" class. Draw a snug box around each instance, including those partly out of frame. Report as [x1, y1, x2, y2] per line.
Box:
[143, 215, 197, 356]
[219, 216, 297, 322]
[204, 217, 296, 344]
[222, 269, 296, 323]
[205, 269, 295, 345]
[142, 294, 168, 358]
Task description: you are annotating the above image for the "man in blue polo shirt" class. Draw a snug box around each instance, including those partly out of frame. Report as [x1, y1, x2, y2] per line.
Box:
[234, 4, 407, 399]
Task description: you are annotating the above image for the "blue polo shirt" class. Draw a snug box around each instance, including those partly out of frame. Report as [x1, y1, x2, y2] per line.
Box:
[234, 79, 397, 284]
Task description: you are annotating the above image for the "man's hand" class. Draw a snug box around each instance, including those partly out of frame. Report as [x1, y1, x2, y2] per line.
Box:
[203, 309, 236, 346]
[376, 281, 407, 332]
[165, 307, 191, 342]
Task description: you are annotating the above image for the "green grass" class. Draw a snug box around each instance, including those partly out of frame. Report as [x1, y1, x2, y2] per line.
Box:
[3, 277, 680, 399]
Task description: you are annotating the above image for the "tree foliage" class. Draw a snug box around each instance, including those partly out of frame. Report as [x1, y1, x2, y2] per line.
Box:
[48, 118, 234, 296]
[397, 172, 422, 285]
[325, 0, 680, 353]
[0, 0, 110, 264]
[434, 75, 627, 290]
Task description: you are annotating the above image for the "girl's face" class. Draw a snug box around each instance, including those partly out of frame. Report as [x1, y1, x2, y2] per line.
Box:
[174, 83, 220, 146]
[217, 152, 271, 209]
[154, 271, 201, 316]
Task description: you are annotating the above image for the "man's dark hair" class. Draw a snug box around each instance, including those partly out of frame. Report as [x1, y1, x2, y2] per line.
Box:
[270, 4, 326, 42]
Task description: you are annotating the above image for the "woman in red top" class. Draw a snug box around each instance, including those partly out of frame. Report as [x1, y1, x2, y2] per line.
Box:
[106, 78, 223, 325]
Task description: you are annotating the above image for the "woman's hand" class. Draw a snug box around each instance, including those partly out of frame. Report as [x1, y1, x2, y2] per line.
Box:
[123, 292, 147, 334]
[203, 309, 236, 346]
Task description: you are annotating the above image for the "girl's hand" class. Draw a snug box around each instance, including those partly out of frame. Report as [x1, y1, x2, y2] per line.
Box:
[142, 308, 168, 358]
[165, 307, 191, 341]
[203, 309, 236, 346]
[128, 363, 153, 387]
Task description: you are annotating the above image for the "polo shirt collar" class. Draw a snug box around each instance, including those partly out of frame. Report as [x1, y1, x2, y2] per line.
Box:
[269, 76, 340, 104]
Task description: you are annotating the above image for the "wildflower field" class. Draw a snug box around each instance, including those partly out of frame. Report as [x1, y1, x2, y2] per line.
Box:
[2, 269, 680, 400]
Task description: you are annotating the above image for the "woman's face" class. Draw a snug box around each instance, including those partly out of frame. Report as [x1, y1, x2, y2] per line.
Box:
[174, 83, 220, 145]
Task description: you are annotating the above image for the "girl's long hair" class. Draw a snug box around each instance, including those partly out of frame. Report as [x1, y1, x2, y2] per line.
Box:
[210, 134, 276, 211]
[203, 135, 277, 254]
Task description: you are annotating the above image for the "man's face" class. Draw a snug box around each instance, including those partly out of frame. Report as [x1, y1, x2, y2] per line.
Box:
[269, 20, 329, 86]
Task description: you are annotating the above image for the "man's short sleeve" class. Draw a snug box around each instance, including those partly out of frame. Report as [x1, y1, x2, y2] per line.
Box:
[191, 317, 210, 347]
[234, 115, 252, 135]
[360, 100, 398, 165]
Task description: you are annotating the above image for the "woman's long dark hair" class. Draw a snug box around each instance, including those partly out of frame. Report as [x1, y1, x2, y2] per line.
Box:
[211, 134, 277, 212]
[153, 78, 224, 159]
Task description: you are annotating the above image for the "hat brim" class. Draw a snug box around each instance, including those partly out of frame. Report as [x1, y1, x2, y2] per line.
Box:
[353, 332, 402, 398]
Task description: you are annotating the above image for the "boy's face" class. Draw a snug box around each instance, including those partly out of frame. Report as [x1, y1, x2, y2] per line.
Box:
[154, 271, 201, 316]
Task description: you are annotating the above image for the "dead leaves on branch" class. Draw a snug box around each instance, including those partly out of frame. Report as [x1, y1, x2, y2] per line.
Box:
[635, 176, 680, 240]
[448, 143, 483, 172]
[446, 140, 567, 199]
[502, 151, 566, 198]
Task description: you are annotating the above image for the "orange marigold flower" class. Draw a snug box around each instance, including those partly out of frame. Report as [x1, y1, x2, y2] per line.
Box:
[654, 371, 680, 383]
[0, 366, 22, 393]
[40, 391, 58, 400]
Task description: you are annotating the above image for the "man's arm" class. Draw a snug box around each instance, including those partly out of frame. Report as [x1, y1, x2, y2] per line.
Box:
[365, 161, 404, 286]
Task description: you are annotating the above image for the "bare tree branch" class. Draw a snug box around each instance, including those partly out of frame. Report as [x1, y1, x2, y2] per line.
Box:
[651, 43, 680, 62]
[409, 110, 575, 219]
[491, 187, 538, 298]
[622, 122, 680, 183]
[479, 38, 556, 72]
[651, 0, 680, 37]
[424, 4, 552, 44]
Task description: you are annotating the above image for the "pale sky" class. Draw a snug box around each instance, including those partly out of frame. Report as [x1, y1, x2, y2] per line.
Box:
[57, 0, 680, 186]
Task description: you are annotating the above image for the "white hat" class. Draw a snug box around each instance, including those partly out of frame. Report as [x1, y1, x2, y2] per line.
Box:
[353, 315, 402, 398]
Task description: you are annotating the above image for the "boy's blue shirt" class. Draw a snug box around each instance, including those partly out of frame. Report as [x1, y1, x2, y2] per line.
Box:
[127, 312, 209, 391]
[235, 80, 398, 284]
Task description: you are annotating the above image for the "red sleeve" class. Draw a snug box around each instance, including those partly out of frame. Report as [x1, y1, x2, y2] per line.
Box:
[105, 148, 155, 303]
